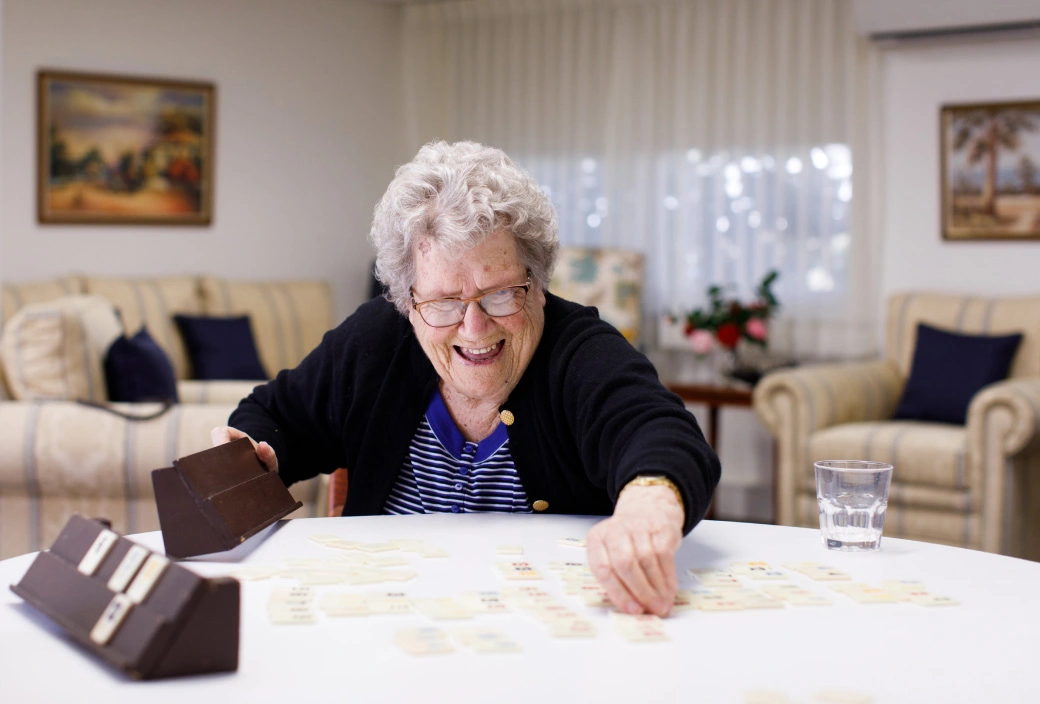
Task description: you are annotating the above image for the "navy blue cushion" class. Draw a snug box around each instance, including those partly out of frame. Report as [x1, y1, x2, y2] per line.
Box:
[893, 323, 1023, 425]
[105, 327, 179, 402]
[173, 315, 267, 380]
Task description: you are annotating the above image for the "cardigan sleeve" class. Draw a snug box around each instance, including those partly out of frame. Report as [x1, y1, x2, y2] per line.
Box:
[550, 316, 721, 534]
[227, 298, 405, 487]
[228, 327, 350, 487]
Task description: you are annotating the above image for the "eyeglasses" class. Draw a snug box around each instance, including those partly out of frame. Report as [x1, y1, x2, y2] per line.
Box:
[411, 274, 532, 328]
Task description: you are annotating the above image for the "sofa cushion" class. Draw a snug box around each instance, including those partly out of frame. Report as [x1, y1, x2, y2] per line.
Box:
[894, 324, 1022, 425]
[809, 420, 970, 491]
[176, 380, 263, 404]
[200, 277, 332, 376]
[174, 315, 267, 380]
[105, 327, 179, 402]
[0, 295, 122, 402]
[795, 493, 978, 549]
[82, 277, 204, 381]
[0, 276, 85, 399]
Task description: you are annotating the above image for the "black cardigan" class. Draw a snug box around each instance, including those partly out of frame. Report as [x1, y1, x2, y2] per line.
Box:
[229, 293, 720, 535]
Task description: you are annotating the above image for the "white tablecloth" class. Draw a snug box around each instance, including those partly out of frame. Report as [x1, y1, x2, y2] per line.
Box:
[1, 514, 1037, 703]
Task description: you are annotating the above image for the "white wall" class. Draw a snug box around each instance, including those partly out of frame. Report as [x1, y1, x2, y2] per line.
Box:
[880, 34, 1040, 302]
[1, 0, 406, 320]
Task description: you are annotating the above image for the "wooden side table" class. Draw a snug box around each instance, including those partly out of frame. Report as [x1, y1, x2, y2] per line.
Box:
[664, 381, 771, 521]
[665, 382, 753, 450]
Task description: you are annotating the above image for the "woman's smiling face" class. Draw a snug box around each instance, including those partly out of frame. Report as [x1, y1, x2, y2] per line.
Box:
[409, 229, 546, 406]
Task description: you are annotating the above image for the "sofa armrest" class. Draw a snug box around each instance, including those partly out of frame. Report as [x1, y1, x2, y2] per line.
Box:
[752, 360, 903, 527]
[967, 378, 1040, 459]
[753, 360, 904, 437]
[965, 377, 1040, 556]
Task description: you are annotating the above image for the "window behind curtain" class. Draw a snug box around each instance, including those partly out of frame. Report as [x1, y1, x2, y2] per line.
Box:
[522, 143, 854, 352]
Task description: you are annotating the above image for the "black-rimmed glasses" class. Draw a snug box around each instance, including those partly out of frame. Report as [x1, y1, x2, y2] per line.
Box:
[411, 275, 532, 328]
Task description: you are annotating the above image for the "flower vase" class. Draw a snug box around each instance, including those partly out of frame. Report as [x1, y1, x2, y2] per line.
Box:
[718, 346, 740, 382]
[692, 352, 719, 383]
[722, 344, 764, 386]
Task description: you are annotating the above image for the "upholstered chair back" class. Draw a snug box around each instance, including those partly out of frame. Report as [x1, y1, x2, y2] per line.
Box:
[550, 247, 644, 345]
[885, 293, 1040, 380]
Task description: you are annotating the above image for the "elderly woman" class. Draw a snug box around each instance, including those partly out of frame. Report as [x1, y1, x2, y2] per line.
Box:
[214, 141, 719, 616]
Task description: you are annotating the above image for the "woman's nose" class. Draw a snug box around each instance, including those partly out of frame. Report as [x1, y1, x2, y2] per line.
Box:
[458, 299, 493, 334]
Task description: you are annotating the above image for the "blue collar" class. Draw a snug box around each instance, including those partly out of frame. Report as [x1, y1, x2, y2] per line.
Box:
[425, 390, 509, 463]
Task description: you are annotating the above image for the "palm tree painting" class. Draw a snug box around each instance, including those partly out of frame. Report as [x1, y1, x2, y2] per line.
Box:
[38, 71, 214, 225]
[941, 100, 1040, 240]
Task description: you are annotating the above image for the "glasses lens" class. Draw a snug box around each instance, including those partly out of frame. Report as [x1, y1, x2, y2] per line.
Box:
[480, 286, 527, 316]
[416, 283, 529, 327]
[420, 300, 466, 327]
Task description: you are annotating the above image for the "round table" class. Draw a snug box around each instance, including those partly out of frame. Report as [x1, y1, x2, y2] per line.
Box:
[1, 514, 1037, 703]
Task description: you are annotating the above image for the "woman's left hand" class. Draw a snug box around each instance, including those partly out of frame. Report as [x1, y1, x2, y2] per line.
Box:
[586, 484, 684, 617]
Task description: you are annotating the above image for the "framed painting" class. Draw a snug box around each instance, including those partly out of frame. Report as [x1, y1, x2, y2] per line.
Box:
[941, 100, 1040, 241]
[38, 70, 215, 225]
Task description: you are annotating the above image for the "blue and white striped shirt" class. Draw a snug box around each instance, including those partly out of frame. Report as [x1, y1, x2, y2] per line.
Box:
[382, 391, 532, 515]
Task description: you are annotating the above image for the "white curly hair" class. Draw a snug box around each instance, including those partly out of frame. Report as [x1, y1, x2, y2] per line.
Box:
[369, 141, 559, 316]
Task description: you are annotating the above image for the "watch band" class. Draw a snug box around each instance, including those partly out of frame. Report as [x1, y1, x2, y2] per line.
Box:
[621, 475, 685, 517]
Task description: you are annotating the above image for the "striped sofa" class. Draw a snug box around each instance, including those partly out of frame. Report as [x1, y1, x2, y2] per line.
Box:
[753, 293, 1040, 561]
[0, 275, 334, 559]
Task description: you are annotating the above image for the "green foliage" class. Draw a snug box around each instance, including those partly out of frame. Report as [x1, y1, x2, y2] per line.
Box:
[677, 270, 780, 348]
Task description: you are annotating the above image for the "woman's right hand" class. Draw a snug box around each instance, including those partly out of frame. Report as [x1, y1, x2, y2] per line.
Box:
[210, 426, 279, 473]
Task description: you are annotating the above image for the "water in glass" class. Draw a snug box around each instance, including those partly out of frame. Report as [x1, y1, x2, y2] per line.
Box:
[815, 460, 893, 551]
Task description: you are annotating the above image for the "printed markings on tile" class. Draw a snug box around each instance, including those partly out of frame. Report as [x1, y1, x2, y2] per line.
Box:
[394, 627, 454, 656]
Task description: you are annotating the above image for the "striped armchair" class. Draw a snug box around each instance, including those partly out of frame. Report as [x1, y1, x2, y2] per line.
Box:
[753, 293, 1040, 560]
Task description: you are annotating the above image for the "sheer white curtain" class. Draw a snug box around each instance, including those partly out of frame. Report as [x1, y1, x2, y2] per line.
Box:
[403, 0, 882, 359]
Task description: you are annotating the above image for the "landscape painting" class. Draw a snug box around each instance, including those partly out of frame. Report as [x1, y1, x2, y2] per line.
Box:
[941, 100, 1040, 241]
[38, 70, 215, 225]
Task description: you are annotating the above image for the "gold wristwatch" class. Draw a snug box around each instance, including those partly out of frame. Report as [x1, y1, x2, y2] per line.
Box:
[622, 475, 685, 517]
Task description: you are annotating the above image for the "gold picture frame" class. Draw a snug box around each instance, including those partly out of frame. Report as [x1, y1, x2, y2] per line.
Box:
[940, 99, 1040, 241]
[38, 70, 215, 225]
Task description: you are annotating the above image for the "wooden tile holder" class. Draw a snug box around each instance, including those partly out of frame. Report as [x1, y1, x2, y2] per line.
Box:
[11, 514, 239, 680]
[151, 437, 302, 558]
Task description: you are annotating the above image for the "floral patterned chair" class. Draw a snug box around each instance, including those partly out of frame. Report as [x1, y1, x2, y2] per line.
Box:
[549, 247, 644, 346]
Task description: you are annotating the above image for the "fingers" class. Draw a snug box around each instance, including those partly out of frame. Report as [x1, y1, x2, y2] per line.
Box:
[587, 530, 642, 615]
[654, 529, 680, 599]
[210, 426, 278, 473]
[211, 426, 249, 446]
[210, 426, 232, 446]
[609, 531, 672, 616]
[256, 441, 279, 473]
[588, 518, 681, 617]
[628, 529, 676, 615]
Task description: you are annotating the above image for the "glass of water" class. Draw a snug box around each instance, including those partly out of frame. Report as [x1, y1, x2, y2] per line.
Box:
[815, 460, 893, 551]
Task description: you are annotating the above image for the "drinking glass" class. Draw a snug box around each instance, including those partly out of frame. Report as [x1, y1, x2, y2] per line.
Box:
[815, 460, 893, 551]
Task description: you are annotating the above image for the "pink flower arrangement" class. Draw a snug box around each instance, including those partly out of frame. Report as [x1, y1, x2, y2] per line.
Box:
[671, 270, 779, 354]
[745, 317, 769, 342]
[688, 329, 715, 355]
